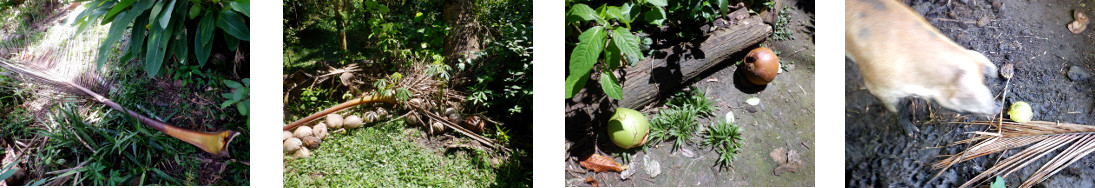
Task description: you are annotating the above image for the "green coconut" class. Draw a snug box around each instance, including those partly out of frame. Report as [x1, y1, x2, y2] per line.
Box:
[607, 108, 650, 149]
[1009, 101, 1033, 123]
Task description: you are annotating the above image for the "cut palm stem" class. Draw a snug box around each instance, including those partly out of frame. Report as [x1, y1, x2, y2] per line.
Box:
[0, 59, 238, 156]
[283, 94, 396, 131]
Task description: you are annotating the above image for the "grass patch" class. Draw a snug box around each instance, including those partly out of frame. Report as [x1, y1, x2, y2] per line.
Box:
[703, 118, 743, 168]
[284, 120, 497, 187]
[648, 87, 719, 150]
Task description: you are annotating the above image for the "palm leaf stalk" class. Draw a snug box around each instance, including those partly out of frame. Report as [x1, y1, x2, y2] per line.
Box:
[933, 120, 1095, 188]
[0, 58, 239, 156]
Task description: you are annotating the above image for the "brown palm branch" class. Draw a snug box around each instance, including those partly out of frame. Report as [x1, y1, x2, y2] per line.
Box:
[0, 58, 238, 156]
[932, 120, 1095, 188]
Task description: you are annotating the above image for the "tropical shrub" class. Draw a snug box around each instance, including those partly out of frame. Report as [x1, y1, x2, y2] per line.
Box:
[74, 0, 250, 78]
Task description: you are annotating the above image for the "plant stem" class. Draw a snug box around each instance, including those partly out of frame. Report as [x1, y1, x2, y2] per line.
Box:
[283, 94, 396, 131]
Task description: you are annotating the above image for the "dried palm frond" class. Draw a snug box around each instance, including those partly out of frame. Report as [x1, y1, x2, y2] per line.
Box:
[933, 120, 1095, 188]
[0, 58, 238, 156]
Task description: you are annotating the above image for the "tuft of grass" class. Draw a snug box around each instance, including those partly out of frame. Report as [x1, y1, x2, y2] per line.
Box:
[649, 87, 720, 150]
[703, 118, 743, 168]
[284, 120, 498, 187]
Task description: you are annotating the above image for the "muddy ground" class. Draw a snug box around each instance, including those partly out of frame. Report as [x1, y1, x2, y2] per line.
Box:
[846, 0, 1095, 187]
[564, 0, 815, 186]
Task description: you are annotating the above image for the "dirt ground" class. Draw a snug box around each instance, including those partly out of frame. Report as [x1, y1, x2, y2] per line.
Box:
[846, 0, 1095, 187]
[564, 0, 815, 186]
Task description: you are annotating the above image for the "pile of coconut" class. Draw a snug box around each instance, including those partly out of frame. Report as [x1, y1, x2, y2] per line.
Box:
[283, 107, 390, 158]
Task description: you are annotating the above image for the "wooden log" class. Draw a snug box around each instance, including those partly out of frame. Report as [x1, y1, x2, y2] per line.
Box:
[619, 15, 771, 109]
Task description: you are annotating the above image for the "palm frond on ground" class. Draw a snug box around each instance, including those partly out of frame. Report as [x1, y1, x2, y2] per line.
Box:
[933, 120, 1095, 188]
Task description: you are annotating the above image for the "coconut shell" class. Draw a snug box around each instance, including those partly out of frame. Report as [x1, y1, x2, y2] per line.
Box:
[743, 47, 780, 85]
[326, 114, 345, 129]
[283, 131, 293, 141]
[407, 112, 421, 126]
[364, 111, 379, 124]
[292, 147, 311, 158]
[431, 121, 446, 135]
[376, 107, 389, 118]
[284, 137, 302, 154]
[463, 116, 485, 133]
[345, 115, 364, 129]
[302, 136, 322, 149]
[293, 126, 313, 138]
[313, 122, 329, 139]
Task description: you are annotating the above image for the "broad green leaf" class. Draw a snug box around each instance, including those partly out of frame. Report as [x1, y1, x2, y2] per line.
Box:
[599, 69, 623, 100]
[103, 0, 135, 23]
[96, 9, 142, 70]
[217, 9, 250, 41]
[242, 78, 250, 87]
[188, 4, 201, 19]
[220, 99, 237, 109]
[223, 80, 243, 88]
[230, 0, 249, 17]
[611, 27, 643, 66]
[148, 0, 164, 27]
[172, 21, 188, 64]
[157, 0, 176, 29]
[564, 71, 590, 98]
[568, 26, 606, 80]
[237, 101, 248, 116]
[224, 30, 239, 51]
[566, 3, 603, 25]
[644, 7, 666, 26]
[646, 0, 668, 7]
[716, 0, 728, 18]
[128, 11, 150, 58]
[195, 12, 214, 66]
[144, 14, 175, 78]
[619, 3, 638, 24]
[604, 39, 621, 70]
[605, 6, 625, 24]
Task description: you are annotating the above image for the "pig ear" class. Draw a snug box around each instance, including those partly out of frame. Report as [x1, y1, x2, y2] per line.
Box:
[967, 50, 997, 78]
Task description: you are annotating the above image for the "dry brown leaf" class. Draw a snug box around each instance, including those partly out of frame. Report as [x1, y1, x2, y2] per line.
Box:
[579, 154, 628, 173]
[585, 177, 599, 187]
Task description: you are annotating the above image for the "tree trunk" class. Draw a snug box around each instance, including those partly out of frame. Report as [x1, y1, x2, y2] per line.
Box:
[336, 0, 347, 51]
[442, 0, 480, 63]
[619, 15, 772, 109]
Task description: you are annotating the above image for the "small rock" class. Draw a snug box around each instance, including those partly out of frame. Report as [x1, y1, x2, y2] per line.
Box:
[680, 148, 696, 158]
[643, 154, 661, 178]
[1000, 63, 1015, 79]
[1069, 10, 1089, 34]
[1067, 65, 1092, 81]
[725, 111, 735, 124]
[977, 16, 990, 27]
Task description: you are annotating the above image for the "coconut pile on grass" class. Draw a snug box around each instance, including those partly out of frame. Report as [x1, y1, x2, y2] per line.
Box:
[283, 108, 389, 158]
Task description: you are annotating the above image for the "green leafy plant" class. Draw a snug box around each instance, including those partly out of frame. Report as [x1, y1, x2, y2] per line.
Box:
[648, 86, 720, 150]
[564, 0, 663, 100]
[666, 0, 731, 24]
[75, 0, 250, 78]
[703, 117, 742, 167]
[220, 78, 250, 124]
[770, 6, 794, 40]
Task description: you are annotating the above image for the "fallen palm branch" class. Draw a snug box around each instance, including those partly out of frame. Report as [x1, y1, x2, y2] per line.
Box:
[0, 59, 239, 156]
[933, 120, 1095, 188]
[284, 61, 510, 153]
